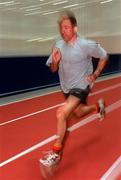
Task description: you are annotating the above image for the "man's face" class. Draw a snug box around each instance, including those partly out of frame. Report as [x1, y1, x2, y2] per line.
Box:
[59, 18, 76, 42]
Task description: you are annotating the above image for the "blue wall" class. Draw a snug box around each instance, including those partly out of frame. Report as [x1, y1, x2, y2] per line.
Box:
[0, 54, 121, 97]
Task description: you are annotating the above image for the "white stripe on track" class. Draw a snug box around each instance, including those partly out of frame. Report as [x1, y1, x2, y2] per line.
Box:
[90, 83, 121, 96]
[100, 156, 121, 180]
[68, 99, 121, 132]
[0, 135, 57, 168]
[1, 83, 121, 126]
[0, 99, 121, 167]
[0, 103, 65, 126]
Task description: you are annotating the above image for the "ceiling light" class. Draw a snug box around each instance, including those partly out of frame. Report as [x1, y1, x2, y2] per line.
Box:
[27, 37, 43, 42]
[0, 1, 14, 5]
[42, 10, 59, 15]
[20, 5, 39, 10]
[38, 37, 54, 42]
[38, 0, 58, 6]
[63, 3, 79, 9]
[53, 0, 68, 5]
[5, 2, 21, 6]
[100, 0, 113, 4]
[25, 11, 41, 16]
[25, 7, 41, 12]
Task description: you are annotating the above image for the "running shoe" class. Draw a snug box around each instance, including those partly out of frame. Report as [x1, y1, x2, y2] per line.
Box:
[98, 98, 105, 121]
[40, 151, 60, 167]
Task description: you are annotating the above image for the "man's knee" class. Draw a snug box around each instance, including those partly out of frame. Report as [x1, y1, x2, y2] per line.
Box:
[56, 107, 68, 120]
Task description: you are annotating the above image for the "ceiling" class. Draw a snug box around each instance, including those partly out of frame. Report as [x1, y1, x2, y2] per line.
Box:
[0, 0, 121, 56]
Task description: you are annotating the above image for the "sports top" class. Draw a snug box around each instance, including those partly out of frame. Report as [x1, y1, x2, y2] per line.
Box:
[46, 37, 107, 93]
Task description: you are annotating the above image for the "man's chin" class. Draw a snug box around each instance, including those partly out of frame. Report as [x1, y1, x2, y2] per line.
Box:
[63, 38, 69, 42]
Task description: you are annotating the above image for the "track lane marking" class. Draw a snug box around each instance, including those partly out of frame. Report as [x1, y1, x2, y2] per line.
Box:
[0, 103, 65, 126]
[1, 83, 121, 126]
[100, 156, 121, 180]
[0, 99, 121, 167]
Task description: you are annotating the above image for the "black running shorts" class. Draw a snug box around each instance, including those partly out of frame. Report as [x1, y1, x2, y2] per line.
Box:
[64, 86, 90, 104]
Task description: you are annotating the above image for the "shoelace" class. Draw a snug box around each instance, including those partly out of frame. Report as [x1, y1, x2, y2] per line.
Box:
[43, 151, 58, 160]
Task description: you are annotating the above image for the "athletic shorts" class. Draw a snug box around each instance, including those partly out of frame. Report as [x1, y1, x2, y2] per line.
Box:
[63, 85, 90, 104]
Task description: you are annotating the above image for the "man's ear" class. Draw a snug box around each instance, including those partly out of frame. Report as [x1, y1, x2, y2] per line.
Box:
[74, 26, 77, 33]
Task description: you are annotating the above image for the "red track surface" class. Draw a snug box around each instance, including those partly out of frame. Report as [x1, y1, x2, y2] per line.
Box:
[1, 76, 121, 180]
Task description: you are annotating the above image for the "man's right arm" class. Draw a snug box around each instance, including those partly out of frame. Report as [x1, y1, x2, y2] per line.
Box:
[50, 48, 61, 72]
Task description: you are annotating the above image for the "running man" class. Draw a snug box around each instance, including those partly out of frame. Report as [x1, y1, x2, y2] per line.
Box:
[40, 10, 108, 168]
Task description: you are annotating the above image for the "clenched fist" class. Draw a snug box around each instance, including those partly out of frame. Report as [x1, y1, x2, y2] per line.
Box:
[52, 48, 61, 64]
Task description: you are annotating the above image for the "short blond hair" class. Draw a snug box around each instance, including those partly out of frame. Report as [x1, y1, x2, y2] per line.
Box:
[58, 10, 77, 27]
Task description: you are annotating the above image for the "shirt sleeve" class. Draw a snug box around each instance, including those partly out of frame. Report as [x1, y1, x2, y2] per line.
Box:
[87, 40, 108, 59]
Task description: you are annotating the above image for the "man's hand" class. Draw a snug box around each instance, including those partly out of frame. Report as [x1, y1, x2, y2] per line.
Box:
[86, 73, 97, 83]
[52, 48, 61, 64]
[50, 48, 61, 72]
[86, 58, 108, 83]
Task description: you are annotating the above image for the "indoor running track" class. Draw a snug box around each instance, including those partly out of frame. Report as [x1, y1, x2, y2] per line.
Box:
[0, 75, 121, 180]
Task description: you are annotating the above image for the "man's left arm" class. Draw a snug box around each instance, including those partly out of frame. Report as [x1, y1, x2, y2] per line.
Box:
[93, 58, 108, 79]
[86, 40, 108, 82]
[86, 58, 107, 83]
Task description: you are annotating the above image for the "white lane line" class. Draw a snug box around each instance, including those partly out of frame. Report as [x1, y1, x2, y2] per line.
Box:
[90, 83, 121, 96]
[0, 103, 65, 126]
[100, 156, 121, 180]
[1, 83, 121, 126]
[0, 99, 121, 167]
[0, 135, 57, 168]
[68, 99, 121, 132]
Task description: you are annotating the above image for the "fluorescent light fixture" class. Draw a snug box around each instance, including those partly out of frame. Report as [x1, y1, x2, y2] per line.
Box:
[20, 5, 39, 10]
[38, 37, 54, 42]
[0, 1, 14, 5]
[25, 11, 41, 16]
[63, 3, 79, 9]
[27, 37, 43, 42]
[42, 10, 59, 15]
[27, 37, 55, 42]
[5, 2, 21, 6]
[38, 1, 58, 6]
[100, 0, 113, 4]
[53, 0, 68, 5]
[25, 7, 41, 12]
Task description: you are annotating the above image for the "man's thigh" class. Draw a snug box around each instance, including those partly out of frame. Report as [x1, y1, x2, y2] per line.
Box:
[60, 95, 81, 118]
